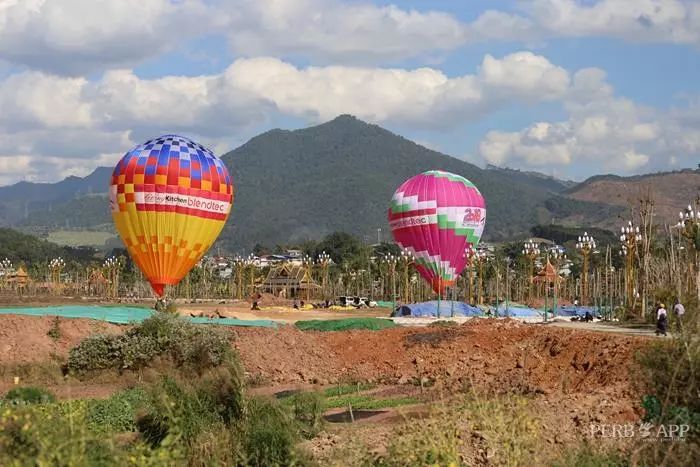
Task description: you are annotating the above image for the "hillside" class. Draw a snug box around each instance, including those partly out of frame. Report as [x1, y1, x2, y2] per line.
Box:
[219, 115, 572, 249]
[3, 115, 684, 251]
[0, 228, 97, 265]
[0, 167, 111, 225]
[565, 169, 700, 228]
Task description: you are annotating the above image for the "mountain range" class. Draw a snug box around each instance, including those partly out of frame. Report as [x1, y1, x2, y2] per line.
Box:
[1, 115, 698, 251]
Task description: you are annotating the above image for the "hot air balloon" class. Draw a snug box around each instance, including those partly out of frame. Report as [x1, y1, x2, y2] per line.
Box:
[388, 170, 485, 296]
[109, 135, 234, 297]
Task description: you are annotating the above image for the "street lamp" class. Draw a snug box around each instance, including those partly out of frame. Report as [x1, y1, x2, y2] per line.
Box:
[103, 256, 121, 299]
[317, 251, 331, 301]
[619, 221, 641, 310]
[576, 232, 596, 306]
[522, 239, 541, 301]
[382, 253, 398, 312]
[302, 254, 314, 301]
[49, 257, 65, 295]
[399, 248, 414, 304]
[474, 249, 490, 305]
[0, 258, 12, 290]
[677, 198, 700, 303]
[463, 244, 475, 304]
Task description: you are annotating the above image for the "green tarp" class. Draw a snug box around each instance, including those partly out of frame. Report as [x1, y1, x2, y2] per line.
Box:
[0, 305, 278, 328]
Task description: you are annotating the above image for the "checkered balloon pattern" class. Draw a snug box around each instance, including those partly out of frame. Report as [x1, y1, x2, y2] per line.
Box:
[110, 135, 234, 296]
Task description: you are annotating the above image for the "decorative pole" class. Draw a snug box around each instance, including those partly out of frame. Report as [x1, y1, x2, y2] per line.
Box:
[576, 232, 596, 306]
[474, 249, 490, 305]
[49, 257, 65, 295]
[0, 258, 12, 290]
[317, 251, 331, 301]
[677, 198, 700, 304]
[383, 254, 398, 312]
[522, 240, 541, 302]
[619, 222, 641, 311]
[463, 245, 475, 304]
[399, 249, 414, 304]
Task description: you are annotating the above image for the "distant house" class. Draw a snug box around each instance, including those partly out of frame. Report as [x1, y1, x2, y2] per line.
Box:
[258, 263, 319, 298]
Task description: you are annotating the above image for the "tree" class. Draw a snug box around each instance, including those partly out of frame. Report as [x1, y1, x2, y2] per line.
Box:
[314, 232, 364, 266]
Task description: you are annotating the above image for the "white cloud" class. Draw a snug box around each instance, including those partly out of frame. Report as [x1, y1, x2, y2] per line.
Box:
[0, 0, 210, 75]
[477, 66, 700, 175]
[221, 0, 468, 64]
[526, 0, 700, 46]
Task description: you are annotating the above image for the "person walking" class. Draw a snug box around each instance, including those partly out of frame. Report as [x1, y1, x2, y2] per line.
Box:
[655, 303, 668, 337]
[673, 298, 685, 333]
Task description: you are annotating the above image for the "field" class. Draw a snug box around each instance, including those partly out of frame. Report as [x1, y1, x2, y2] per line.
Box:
[46, 229, 116, 247]
[1, 304, 695, 466]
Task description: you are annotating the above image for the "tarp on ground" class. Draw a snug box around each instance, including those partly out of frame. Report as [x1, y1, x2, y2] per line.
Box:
[0, 305, 278, 327]
[495, 302, 543, 318]
[556, 306, 602, 318]
[392, 301, 483, 318]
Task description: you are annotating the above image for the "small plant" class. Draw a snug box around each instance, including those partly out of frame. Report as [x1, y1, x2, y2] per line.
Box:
[551, 443, 629, 467]
[47, 317, 61, 341]
[86, 387, 150, 433]
[290, 391, 325, 438]
[241, 396, 300, 467]
[3, 386, 56, 405]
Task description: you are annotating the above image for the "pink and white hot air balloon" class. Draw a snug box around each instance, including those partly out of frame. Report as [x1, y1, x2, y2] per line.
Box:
[388, 170, 486, 295]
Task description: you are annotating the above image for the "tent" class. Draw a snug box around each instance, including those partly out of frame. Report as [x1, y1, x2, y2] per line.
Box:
[392, 301, 483, 318]
[495, 302, 543, 318]
[556, 306, 602, 318]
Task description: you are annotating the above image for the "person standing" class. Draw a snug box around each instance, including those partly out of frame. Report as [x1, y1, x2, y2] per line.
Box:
[656, 303, 668, 337]
[673, 298, 685, 333]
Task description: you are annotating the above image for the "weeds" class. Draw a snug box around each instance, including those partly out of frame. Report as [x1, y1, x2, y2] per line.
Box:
[46, 316, 61, 341]
[2, 386, 56, 406]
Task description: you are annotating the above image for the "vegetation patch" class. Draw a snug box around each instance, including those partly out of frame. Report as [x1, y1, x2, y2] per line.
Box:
[66, 312, 232, 374]
[295, 317, 396, 332]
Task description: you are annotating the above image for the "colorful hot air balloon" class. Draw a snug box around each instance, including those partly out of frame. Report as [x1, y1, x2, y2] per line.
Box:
[388, 170, 485, 295]
[110, 135, 234, 296]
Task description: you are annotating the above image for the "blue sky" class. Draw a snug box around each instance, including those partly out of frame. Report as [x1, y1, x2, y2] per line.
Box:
[0, 0, 698, 185]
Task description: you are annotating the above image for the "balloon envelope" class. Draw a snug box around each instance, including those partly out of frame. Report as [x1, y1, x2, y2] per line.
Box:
[110, 135, 234, 296]
[388, 170, 485, 294]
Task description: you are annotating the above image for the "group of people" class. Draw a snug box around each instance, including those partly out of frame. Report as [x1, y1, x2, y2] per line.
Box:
[655, 298, 685, 336]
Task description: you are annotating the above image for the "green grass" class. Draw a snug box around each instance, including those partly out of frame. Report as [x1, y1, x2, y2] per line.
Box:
[295, 317, 396, 332]
[47, 230, 115, 247]
[324, 394, 419, 410]
[322, 383, 376, 398]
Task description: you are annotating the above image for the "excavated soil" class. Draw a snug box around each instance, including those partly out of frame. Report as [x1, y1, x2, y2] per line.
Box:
[232, 319, 646, 396]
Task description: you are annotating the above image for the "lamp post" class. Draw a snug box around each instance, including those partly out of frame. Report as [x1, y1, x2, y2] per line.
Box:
[302, 254, 314, 301]
[232, 256, 247, 299]
[522, 239, 541, 301]
[463, 245, 475, 304]
[317, 251, 331, 301]
[576, 232, 596, 306]
[49, 257, 65, 295]
[474, 249, 490, 305]
[546, 250, 566, 321]
[383, 253, 398, 312]
[245, 254, 256, 298]
[103, 256, 121, 299]
[0, 258, 12, 290]
[399, 249, 413, 304]
[677, 198, 700, 303]
[619, 222, 641, 310]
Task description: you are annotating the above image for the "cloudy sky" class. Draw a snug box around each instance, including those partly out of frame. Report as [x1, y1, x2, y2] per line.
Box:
[1, 0, 699, 185]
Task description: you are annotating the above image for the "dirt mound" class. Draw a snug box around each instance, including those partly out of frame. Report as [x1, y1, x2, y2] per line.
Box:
[0, 315, 121, 364]
[233, 319, 647, 397]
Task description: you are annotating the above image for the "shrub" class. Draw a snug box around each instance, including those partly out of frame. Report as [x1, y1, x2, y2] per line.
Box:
[66, 313, 232, 374]
[371, 408, 463, 466]
[47, 317, 62, 341]
[3, 386, 56, 405]
[241, 396, 300, 467]
[86, 387, 150, 433]
[551, 443, 629, 467]
[290, 391, 324, 438]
